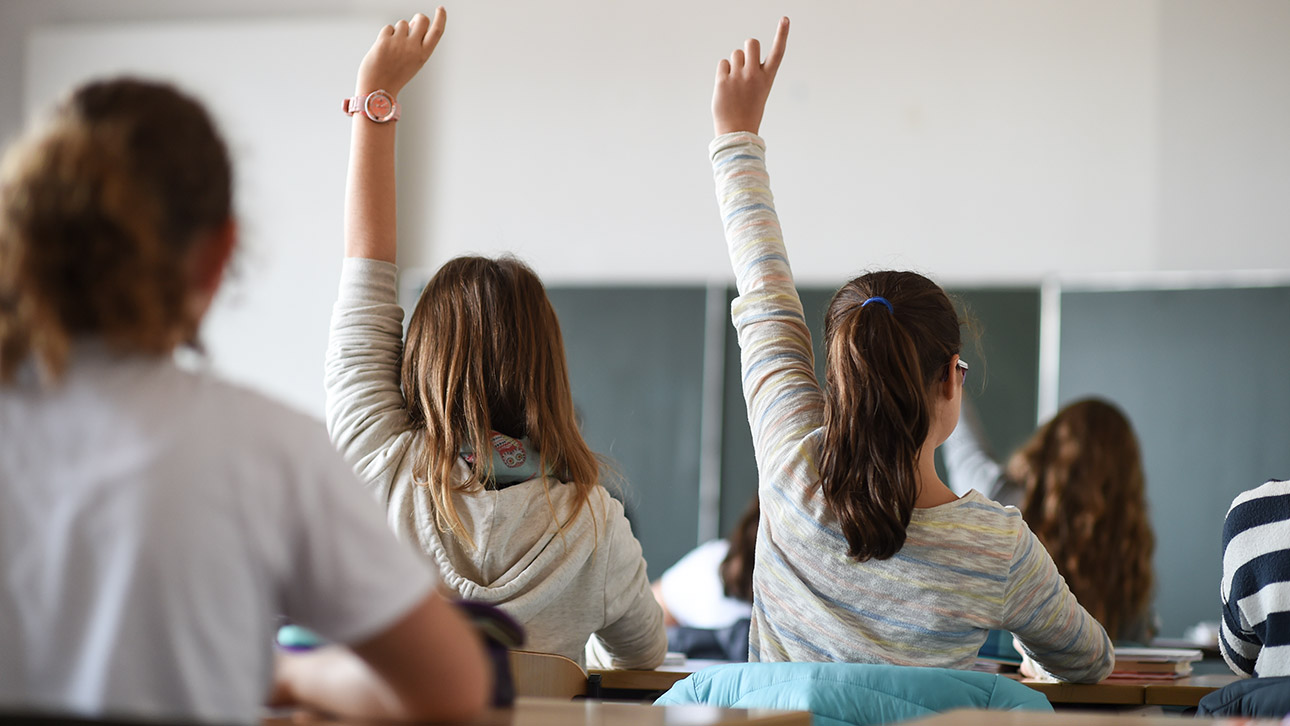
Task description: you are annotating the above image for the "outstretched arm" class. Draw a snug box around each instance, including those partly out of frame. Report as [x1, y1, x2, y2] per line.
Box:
[710, 20, 823, 483]
[325, 10, 444, 481]
[344, 8, 445, 262]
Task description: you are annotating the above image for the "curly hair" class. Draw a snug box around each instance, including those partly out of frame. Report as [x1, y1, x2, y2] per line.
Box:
[1007, 398, 1155, 641]
[0, 78, 232, 384]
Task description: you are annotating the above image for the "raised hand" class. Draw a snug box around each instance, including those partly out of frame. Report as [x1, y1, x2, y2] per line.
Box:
[712, 17, 789, 137]
[356, 8, 447, 97]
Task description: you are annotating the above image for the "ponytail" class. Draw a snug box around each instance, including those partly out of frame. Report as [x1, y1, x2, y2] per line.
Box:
[818, 271, 960, 561]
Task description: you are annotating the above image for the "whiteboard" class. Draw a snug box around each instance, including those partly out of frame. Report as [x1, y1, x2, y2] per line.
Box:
[28, 18, 379, 418]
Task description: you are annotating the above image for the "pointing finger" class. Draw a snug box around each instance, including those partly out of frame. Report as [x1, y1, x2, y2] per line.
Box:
[764, 17, 790, 76]
[423, 6, 447, 53]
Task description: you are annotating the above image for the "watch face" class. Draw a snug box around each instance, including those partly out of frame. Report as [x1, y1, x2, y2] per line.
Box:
[365, 91, 394, 122]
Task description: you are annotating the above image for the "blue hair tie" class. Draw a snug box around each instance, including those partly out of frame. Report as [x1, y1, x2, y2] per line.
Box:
[861, 296, 894, 313]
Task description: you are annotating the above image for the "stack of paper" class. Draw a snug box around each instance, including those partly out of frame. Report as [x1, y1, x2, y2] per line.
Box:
[1108, 646, 1204, 680]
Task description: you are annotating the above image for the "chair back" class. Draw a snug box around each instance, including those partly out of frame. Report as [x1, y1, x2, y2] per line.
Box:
[508, 650, 587, 699]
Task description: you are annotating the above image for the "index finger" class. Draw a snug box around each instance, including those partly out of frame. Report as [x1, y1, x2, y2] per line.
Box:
[423, 6, 447, 52]
[764, 16, 790, 76]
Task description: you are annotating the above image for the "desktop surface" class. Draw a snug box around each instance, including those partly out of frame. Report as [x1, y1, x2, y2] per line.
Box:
[264, 697, 809, 725]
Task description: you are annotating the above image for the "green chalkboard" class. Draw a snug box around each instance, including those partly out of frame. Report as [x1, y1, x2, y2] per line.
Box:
[1057, 286, 1290, 638]
[546, 286, 708, 580]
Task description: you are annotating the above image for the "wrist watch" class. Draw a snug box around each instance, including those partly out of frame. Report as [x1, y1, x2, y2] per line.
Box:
[342, 89, 400, 123]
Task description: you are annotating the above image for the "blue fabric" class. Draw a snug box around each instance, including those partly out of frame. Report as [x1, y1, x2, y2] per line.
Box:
[654, 662, 1051, 726]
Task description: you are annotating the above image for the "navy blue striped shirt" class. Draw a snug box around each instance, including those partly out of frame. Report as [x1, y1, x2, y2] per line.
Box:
[1222, 479, 1290, 676]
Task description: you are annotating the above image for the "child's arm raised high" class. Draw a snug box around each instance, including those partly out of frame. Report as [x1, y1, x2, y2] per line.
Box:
[710, 20, 823, 480]
[345, 9, 444, 263]
[325, 10, 444, 482]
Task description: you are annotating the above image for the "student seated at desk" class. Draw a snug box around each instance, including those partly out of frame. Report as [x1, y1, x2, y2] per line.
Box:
[653, 498, 759, 660]
[704, 18, 1112, 683]
[325, 9, 665, 671]
[0, 60, 489, 724]
[944, 398, 1157, 644]
[1221, 478, 1290, 677]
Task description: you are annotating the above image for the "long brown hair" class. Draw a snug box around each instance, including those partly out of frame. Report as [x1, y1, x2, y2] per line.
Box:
[1008, 398, 1154, 641]
[401, 256, 600, 544]
[720, 496, 760, 602]
[819, 271, 961, 561]
[0, 79, 232, 384]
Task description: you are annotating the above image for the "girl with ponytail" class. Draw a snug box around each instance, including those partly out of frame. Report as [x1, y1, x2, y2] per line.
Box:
[708, 19, 1113, 683]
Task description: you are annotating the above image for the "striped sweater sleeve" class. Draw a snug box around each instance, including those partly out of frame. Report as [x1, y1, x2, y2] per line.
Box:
[710, 132, 824, 478]
[1221, 479, 1290, 677]
[1001, 522, 1114, 683]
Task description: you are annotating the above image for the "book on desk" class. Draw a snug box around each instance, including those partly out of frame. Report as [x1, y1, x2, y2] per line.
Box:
[1108, 647, 1204, 680]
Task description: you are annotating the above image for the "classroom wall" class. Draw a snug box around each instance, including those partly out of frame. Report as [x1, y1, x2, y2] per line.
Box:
[5, 0, 1290, 289]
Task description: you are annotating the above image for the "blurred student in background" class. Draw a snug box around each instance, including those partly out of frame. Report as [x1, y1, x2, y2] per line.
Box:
[945, 397, 1157, 643]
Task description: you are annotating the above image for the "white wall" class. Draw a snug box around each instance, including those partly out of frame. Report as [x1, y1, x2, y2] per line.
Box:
[7, 1, 1289, 286]
[424, 1, 1160, 285]
[6, 0, 1290, 416]
[24, 18, 379, 418]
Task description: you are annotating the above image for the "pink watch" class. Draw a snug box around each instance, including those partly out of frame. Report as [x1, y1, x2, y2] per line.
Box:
[342, 89, 400, 123]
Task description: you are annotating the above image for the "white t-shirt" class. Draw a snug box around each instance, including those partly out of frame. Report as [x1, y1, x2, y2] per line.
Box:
[658, 539, 753, 630]
[0, 346, 436, 724]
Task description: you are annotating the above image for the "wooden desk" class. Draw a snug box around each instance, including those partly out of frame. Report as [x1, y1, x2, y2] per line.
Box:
[1014, 679, 1145, 706]
[1015, 673, 1239, 707]
[1142, 674, 1241, 707]
[265, 697, 809, 725]
[590, 664, 708, 692]
[903, 707, 1274, 726]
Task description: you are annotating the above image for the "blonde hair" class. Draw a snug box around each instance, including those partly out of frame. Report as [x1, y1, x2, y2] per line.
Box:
[1008, 398, 1155, 641]
[400, 256, 600, 545]
[0, 78, 231, 384]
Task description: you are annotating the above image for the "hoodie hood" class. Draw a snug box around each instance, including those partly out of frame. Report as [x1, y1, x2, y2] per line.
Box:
[414, 466, 612, 625]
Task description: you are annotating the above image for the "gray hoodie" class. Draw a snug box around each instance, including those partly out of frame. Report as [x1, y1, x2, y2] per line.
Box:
[325, 258, 666, 670]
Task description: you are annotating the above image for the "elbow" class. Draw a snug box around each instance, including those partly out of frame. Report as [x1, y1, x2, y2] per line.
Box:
[617, 627, 669, 670]
[1062, 636, 1116, 684]
[406, 646, 494, 721]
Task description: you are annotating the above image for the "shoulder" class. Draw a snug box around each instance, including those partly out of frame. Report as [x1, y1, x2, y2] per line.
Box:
[164, 367, 347, 487]
[664, 539, 730, 580]
[916, 490, 1026, 530]
[1224, 479, 1290, 543]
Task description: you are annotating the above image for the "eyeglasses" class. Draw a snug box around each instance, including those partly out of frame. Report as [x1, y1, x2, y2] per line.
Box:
[942, 358, 969, 384]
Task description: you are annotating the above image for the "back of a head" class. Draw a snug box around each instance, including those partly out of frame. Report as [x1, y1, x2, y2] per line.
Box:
[0, 78, 232, 384]
[401, 255, 599, 539]
[1008, 398, 1155, 639]
[819, 270, 961, 562]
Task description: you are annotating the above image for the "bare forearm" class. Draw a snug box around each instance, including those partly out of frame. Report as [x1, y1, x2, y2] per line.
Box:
[343, 9, 444, 262]
[344, 117, 398, 263]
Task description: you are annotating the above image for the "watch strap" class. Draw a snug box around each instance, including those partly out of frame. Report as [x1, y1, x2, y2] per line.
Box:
[341, 90, 400, 123]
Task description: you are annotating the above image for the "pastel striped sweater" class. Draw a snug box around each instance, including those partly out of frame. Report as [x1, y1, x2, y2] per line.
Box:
[1221, 479, 1290, 677]
[711, 132, 1113, 683]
